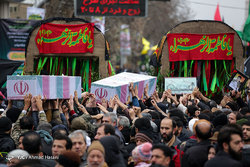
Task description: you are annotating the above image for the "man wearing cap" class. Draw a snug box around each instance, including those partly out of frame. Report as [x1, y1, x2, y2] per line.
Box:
[86, 140, 108, 167]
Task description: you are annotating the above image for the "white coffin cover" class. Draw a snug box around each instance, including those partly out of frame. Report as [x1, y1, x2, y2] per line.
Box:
[91, 72, 157, 103]
[7, 75, 81, 100]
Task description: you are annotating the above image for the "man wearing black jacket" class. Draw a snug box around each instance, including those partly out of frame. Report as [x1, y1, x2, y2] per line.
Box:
[241, 121, 250, 167]
[0, 117, 15, 163]
[181, 119, 212, 167]
[205, 124, 243, 167]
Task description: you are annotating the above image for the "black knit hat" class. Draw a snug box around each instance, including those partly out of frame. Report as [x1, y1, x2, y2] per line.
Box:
[0, 117, 12, 132]
[135, 130, 153, 143]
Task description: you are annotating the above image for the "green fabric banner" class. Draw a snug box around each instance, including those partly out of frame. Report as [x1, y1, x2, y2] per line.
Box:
[50, 57, 53, 75]
[184, 61, 187, 77]
[243, 2, 250, 41]
[37, 57, 48, 75]
[189, 60, 194, 77]
[210, 60, 217, 92]
[66, 58, 69, 76]
[202, 62, 208, 92]
[85, 60, 90, 92]
[59, 58, 64, 75]
[179, 61, 182, 77]
[72, 58, 77, 76]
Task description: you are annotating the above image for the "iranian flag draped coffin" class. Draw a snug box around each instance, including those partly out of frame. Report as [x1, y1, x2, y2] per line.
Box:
[91, 72, 157, 103]
[7, 75, 81, 99]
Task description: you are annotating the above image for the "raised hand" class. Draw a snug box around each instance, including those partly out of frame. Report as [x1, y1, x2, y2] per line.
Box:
[129, 82, 134, 92]
[35, 95, 43, 111]
[101, 98, 108, 109]
[68, 95, 74, 111]
[141, 109, 151, 113]
[134, 85, 139, 99]
[97, 103, 108, 113]
[92, 113, 103, 120]
[108, 97, 115, 108]
[23, 94, 32, 111]
[81, 92, 89, 104]
[151, 99, 168, 117]
[192, 87, 199, 96]
[74, 90, 80, 106]
[114, 95, 120, 103]
[126, 95, 131, 105]
[7, 99, 12, 110]
[53, 99, 59, 110]
[235, 91, 242, 99]
[151, 99, 157, 108]
[132, 106, 142, 118]
[144, 84, 149, 97]
[31, 96, 38, 111]
[152, 90, 161, 103]
[58, 99, 64, 113]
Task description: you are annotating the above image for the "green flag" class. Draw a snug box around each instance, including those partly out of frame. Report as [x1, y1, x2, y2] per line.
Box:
[243, 3, 250, 41]
[236, 30, 243, 39]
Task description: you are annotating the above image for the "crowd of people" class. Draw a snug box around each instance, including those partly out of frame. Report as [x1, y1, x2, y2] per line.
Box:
[0, 81, 250, 167]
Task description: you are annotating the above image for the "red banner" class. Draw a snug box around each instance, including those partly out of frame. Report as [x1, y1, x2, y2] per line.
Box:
[35, 23, 94, 54]
[167, 33, 234, 62]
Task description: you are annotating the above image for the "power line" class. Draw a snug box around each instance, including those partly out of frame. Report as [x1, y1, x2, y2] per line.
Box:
[186, 1, 248, 10]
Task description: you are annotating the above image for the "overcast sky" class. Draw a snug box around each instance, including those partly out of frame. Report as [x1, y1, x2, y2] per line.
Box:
[187, 0, 248, 31]
[22, 0, 249, 31]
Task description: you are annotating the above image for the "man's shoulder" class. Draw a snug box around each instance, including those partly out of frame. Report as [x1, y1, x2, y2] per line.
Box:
[39, 159, 56, 167]
[205, 152, 243, 167]
[0, 134, 15, 148]
[173, 137, 181, 147]
[184, 142, 209, 158]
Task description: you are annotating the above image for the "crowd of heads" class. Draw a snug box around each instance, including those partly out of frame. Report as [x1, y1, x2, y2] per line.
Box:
[0, 82, 250, 167]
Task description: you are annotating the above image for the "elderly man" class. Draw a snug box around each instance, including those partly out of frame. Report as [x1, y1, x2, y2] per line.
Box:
[86, 140, 107, 167]
[102, 112, 125, 144]
[69, 130, 88, 167]
[6, 149, 29, 167]
[118, 116, 131, 143]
